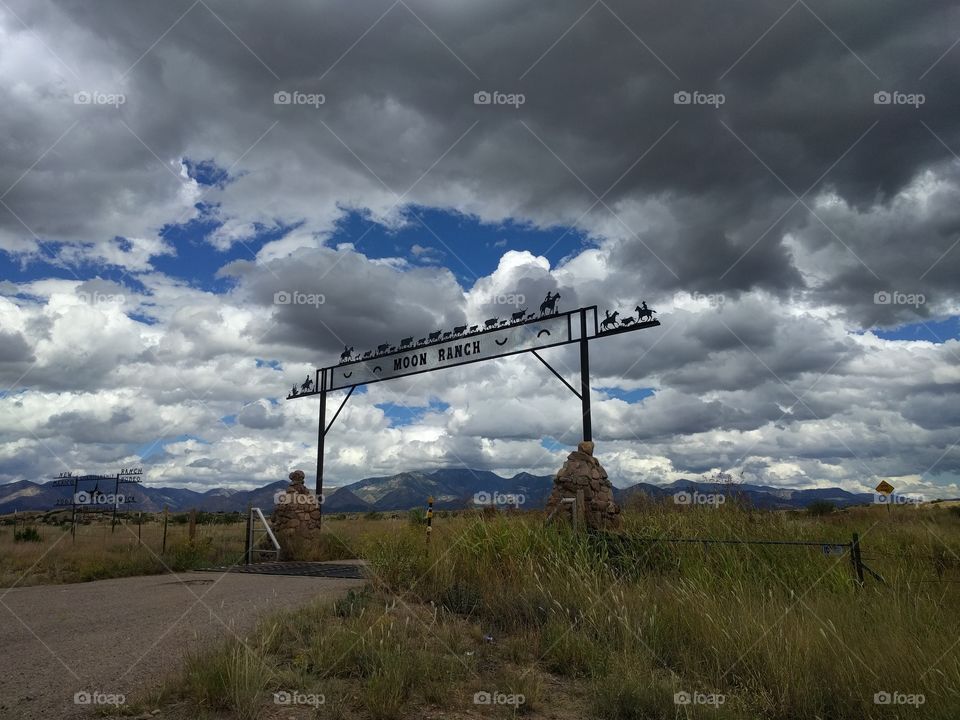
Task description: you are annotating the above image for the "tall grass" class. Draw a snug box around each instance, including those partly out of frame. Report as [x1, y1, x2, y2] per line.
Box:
[158, 502, 960, 718]
[361, 504, 960, 719]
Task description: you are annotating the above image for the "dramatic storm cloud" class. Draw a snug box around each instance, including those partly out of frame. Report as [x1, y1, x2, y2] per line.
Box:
[0, 0, 957, 497]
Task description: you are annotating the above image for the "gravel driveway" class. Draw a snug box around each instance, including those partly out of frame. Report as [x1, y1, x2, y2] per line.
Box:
[0, 568, 365, 719]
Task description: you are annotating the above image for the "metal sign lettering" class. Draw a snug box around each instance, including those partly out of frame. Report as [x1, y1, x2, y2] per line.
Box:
[327, 313, 571, 390]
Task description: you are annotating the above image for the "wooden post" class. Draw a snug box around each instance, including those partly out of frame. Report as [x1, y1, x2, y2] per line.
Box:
[575, 489, 585, 531]
[188, 508, 197, 542]
[426, 496, 434, 547]
[161, 506, 168, 553]
[111, 474, 119, 533]
[137, 512, 142, 545]
[244, 504, 252, 566]
[71, 477, 77, 541]
[851, 533, 864, 586]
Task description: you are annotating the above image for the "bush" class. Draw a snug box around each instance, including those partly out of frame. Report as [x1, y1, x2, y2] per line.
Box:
[407, 508, 427, 526]
[165, 537, 214, 570]
[14, 526, 42, 542]
[806, 500, 835, 516]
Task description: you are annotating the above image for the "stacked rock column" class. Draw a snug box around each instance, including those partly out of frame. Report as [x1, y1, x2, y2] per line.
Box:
[270, 470, 323, 556]
[544, 441, 621, 530]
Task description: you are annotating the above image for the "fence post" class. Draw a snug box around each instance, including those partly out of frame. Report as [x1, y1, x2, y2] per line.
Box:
[244, 505, 252, 566]
[851, 532, 864, 586]
[137, 512, 142, 545]
[162, 506, 168, 553]
[575, 489, 585, 531]
[426, 496, 433, 547]
[188, 508, 197, 542]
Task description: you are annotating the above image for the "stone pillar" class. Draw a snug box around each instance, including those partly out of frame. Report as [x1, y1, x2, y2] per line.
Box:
[270, 470, 323, 555]
[544, 441, 621, 530]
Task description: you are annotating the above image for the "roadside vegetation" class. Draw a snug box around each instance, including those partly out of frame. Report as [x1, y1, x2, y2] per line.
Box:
[139, 499, 960, 719]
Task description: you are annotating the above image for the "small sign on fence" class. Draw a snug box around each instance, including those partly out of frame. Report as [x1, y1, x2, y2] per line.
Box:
[875, 480, 895, 495]
[821, 544, 848, 557]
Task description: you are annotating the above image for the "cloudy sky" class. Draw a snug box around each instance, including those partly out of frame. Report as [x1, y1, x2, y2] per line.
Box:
[0, 0, 958, 497]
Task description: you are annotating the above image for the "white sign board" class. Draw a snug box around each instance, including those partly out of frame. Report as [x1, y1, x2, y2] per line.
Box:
[327, 314, 572, 390]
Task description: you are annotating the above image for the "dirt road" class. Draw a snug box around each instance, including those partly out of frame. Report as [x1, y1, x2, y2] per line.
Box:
[0, 569, 365, 719]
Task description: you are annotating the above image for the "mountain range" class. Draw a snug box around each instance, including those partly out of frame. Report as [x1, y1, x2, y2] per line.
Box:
[0, 469, 889, 515]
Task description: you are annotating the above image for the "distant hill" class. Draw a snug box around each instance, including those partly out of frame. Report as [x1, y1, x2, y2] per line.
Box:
[0, 471, 888, 515]
[615, 480, 877, 509]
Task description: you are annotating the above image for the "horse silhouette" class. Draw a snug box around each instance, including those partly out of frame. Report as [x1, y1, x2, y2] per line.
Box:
[300, 376, 313, 392]
[540, 292, 560, 316]
[600, 311, 619, 331]
[637, 303, 657, 322]
[339, 346, 354, 362]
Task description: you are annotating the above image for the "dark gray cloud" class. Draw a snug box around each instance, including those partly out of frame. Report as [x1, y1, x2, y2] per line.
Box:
[0, 0, 958, 494]
[2, 0, 958, 322]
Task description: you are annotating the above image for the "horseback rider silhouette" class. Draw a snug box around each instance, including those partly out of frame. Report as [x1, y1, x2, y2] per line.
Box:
[539, 291, 561, 316]
[636, 301, 657, 322]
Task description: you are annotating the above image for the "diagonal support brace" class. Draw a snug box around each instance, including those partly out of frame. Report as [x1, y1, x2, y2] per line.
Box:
[325, 385, 355, 435]
[532, 350, 581, 399]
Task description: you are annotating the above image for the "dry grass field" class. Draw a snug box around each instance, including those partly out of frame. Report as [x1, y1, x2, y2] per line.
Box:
[87, 500, 960, 720]
[0, 509, 397, 588]
[0, 512, 247, 586]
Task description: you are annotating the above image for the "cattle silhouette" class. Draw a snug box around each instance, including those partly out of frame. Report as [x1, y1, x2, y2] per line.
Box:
[484, 318, 499, 328]
[400, 337, 413, 348]
[453, 325, 467, 335]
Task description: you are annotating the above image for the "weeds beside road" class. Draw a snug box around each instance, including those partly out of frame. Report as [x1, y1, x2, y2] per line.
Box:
[154, 501, 960, 719]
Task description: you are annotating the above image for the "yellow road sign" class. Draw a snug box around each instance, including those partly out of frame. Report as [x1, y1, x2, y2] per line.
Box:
[875, 480, 895, 495]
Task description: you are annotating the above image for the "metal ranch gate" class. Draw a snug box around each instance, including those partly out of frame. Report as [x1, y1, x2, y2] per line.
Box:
[285, 301, 661, 522]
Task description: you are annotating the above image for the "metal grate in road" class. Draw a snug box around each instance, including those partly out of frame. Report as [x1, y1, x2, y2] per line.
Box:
[201, 561, 366, 579]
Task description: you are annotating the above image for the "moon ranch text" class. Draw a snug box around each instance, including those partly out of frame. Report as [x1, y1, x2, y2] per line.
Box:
[393, 340, 483, 370]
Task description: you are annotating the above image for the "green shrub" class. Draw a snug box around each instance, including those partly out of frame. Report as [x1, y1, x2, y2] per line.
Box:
[14, 526, 41, 542]
[806, 500, 836, 516]
[165, 537, 214, 570]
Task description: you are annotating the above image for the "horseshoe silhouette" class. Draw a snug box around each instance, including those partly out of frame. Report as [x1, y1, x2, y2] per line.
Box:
[343, 371, 353, 378]
[373, 366, 382, 374]
[537, 329, 551, 338]
[495, 338, 508, 346]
